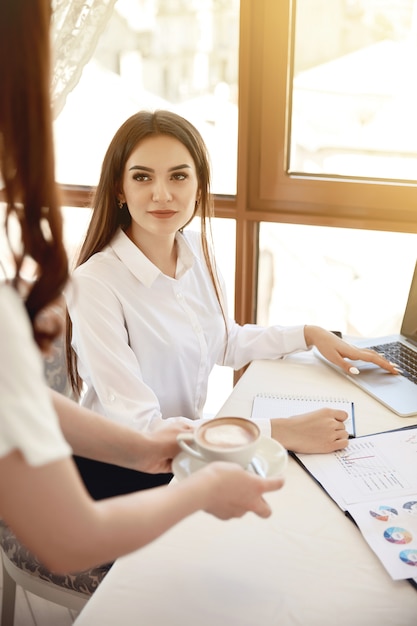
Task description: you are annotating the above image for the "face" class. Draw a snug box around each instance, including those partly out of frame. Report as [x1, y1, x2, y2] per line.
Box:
[120, 134, 199, 241]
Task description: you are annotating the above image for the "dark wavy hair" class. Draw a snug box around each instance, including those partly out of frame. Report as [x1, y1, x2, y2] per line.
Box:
[0, 0, 68, 348]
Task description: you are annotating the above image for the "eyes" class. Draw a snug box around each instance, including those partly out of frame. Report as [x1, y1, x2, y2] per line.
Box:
[132, 172, 189, 183]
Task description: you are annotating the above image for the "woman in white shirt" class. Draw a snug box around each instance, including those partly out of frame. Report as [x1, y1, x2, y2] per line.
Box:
[0, 0, 283, 573]
[66, 110, 398, 497]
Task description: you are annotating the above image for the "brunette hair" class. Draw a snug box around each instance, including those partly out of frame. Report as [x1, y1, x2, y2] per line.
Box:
[67, 110, 226, 395]
[0, 0, 68, 348]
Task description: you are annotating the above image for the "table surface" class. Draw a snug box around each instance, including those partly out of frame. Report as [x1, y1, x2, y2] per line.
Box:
[74, 352, 417, 626]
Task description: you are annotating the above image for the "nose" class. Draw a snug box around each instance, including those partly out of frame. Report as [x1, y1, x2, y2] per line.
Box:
[152, 180, 172, 203]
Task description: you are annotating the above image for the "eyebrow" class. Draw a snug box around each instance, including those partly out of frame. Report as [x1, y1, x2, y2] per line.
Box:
[128, 164, 192, 172]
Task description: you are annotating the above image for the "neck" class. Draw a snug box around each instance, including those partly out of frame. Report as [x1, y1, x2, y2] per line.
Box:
[126, 228, 178, 277]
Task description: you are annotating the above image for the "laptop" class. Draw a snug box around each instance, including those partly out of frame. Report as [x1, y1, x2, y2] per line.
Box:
[317, 260, 417, 417]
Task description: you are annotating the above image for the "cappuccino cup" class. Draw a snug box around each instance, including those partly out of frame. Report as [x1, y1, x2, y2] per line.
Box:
[177, 416, 261, 468]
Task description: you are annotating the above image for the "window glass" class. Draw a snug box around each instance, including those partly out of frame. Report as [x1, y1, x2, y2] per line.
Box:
[290, 0, 417, 181]
[258, 222, 417, 338]
[54, 0, 239, 195]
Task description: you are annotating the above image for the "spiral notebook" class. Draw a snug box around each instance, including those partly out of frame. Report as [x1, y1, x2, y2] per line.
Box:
[251, 393, 356, 437]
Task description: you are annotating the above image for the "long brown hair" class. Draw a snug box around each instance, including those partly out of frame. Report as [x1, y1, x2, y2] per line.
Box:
[0, 0, 68, 348]
[67, 110, 226, 395]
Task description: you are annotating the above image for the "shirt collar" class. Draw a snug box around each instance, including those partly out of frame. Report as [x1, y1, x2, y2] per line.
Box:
[110, 229, 196, 288]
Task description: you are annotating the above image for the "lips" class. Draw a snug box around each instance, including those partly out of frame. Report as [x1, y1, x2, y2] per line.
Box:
[148, 210, 177, 218]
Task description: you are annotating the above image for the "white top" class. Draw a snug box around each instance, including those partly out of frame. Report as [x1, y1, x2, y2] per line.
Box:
[0, 284, 71, 465]
[66, 230, 308, 435]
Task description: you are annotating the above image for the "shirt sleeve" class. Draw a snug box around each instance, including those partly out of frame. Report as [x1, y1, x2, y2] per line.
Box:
[204, 235, 308, 371]
[222, 320, 308, 371]
[0, 285, 72, 466]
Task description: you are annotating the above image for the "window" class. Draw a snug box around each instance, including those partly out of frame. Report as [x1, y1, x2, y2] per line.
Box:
[54, 0, 240, 196]
[290, 0, 417, 182]
[242, 0, 417, 231]
[257, 222, 417, 337]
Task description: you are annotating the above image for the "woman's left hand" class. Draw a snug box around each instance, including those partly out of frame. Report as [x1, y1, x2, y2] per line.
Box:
[304, 325, 400, 376]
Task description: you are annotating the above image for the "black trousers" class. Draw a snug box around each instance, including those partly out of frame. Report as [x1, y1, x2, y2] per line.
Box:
[73, 456, 173, 500]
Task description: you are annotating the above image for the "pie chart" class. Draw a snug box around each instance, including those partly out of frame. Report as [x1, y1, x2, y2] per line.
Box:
[369, 505, 398, 521]
[383, 527, 412, 544]
[399, 549, 417, 566]
[403, 501, 417, 514]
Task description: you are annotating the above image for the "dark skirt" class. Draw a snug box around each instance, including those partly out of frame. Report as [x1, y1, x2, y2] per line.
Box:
[73, 456, 173, 500]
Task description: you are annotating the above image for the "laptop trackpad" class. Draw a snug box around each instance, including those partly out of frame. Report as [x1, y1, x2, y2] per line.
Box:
[347, 361, 417, 416]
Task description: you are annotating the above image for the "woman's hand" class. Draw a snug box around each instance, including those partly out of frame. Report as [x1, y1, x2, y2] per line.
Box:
[304, 325, 399, 376]
[138, 422, 195, 474]
[271, 408, 349, 453]
[193, 461, 284, 519]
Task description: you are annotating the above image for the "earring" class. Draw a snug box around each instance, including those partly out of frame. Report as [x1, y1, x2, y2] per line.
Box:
[118, 199, 125, 209]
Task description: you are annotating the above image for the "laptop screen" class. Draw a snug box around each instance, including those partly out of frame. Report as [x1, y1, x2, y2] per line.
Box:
[401, 261, 417, 346]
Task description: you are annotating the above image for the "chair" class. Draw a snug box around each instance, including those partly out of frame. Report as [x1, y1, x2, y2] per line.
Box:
[0, 334, 110, 626]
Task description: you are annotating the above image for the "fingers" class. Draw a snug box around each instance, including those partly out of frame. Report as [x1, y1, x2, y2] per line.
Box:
[312, 328, 400, 376]
[200, 464, 285, 520]
[252, 496, 272, 518]
[325, 437, 349, 453]
[262, 476, 285, 493]
[242, 476, 285, 519]
[244, 477, 284, 518]
[328, 408, 348, 423]
[334, 346, 399, 375]
[355, 349, 400, 374]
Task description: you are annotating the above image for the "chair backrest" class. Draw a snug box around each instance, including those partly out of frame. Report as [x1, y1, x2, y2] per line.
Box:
[0, 331, 110, 626]
[43, 332, 74, 397]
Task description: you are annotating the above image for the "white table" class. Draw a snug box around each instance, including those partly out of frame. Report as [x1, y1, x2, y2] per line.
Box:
[74, 352, 417, 626]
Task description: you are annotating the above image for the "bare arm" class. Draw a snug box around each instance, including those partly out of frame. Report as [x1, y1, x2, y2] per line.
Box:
[52, 390, 192, 474]
[0, 450, 284, 573]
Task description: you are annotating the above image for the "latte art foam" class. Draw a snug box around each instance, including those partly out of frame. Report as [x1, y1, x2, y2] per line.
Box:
[202, 424, 254, 449]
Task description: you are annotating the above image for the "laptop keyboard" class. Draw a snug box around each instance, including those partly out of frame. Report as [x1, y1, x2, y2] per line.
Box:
[369, 341, 417, 384]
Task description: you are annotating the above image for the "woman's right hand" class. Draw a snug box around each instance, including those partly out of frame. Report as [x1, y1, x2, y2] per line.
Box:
[193, 462, 284, 520]
[271, 408, 349, 454]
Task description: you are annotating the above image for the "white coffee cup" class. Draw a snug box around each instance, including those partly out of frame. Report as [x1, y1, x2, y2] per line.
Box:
[177, 416, 261, 468]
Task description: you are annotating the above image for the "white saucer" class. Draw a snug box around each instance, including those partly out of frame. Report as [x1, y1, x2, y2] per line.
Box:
[172, 435, 288, 481]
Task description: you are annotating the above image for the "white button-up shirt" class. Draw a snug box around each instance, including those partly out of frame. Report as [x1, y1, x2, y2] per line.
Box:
[66, 230, 308, 436]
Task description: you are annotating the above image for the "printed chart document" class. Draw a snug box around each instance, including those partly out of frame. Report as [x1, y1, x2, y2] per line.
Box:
[251, 393, 355, 437]
[295, 427, 417, 583]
